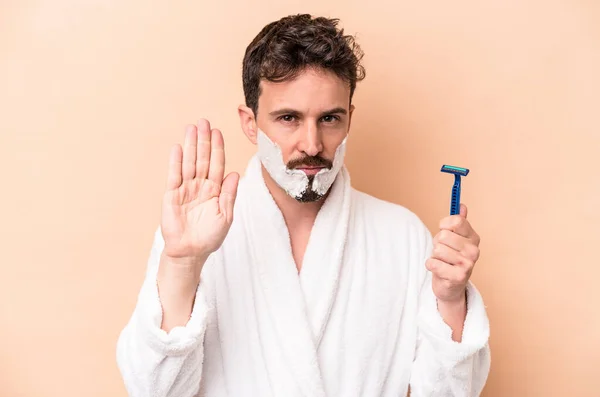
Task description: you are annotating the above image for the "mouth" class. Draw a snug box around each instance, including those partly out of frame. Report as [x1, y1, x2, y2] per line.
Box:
[296, 166, 327, 176]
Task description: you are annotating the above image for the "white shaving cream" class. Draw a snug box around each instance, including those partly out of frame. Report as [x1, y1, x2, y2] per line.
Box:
[256, 129, 347, 200]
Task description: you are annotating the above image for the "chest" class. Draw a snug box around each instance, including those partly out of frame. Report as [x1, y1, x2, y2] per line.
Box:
[289, 227, 312, 273]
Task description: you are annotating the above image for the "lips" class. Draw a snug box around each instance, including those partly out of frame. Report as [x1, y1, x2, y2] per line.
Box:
[297, 166, 326, 176]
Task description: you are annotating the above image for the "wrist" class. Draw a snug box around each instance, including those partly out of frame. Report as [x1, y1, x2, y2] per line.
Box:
[158, 252, 208, 288]
[437, 288, 467, 312]
[436, 288, 468, 342]
[161, 251, 208, 269]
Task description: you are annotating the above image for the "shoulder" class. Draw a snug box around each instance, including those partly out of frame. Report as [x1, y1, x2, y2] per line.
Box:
[352, 189, 427, 228]
[351, 188, 433, 246]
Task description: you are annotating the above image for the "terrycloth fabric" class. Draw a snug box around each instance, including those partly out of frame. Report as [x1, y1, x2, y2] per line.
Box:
[116, 155, 491, 397]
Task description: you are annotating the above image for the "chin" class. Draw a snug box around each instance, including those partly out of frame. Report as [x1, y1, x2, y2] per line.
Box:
[292, 176, 328, 203]
[294, 190, 325, 203]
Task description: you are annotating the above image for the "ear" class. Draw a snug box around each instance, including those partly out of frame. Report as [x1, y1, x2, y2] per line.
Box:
[238, 105, 258, 145]
[347, 104, 355, 134]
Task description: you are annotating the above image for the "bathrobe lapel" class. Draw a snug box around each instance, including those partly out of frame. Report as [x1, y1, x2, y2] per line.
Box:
[239, 156, 351, 397]
[298, 163, 351, 348]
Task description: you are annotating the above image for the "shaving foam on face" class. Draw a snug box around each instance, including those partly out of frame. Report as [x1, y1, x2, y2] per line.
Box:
[311, 135, 347, 195]
[257, 129, 308, 198]
[256, 129, 347, 200]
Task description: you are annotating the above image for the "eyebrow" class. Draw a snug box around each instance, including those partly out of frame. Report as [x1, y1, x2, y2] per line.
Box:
[269, 107, 348, 118]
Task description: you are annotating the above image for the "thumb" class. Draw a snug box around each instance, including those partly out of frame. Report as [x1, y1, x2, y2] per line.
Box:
[460, 203, 468, 218]
[219, 172, 240, 224]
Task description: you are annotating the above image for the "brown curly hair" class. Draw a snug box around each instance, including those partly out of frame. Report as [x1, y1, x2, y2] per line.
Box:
[242, 14, 366, 116]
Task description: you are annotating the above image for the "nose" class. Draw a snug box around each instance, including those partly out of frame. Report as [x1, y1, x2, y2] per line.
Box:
[299, 123, 323, 157]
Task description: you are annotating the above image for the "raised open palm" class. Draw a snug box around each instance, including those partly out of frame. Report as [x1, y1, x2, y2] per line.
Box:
[161, 119, 240, 260]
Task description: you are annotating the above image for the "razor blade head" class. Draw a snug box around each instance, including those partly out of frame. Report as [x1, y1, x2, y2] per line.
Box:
[441, 164, 469, 176]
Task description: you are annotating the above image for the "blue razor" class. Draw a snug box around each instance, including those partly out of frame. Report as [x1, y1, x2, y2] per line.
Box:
[440, 165, 470, 215]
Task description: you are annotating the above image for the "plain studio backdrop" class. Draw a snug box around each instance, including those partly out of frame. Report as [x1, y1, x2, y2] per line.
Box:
[1, 1, 598, 396]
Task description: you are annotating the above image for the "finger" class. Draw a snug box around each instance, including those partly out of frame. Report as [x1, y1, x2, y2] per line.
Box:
[426, 258, 466, 282]
[219, 172, 240, 224]
[196, 119, 212, 180]
[166, 144, 183, 190]
[208, 129, 225, 186]
[431, 243, 474, 269]
[182, 125, 197, 180]
[460, 203, 468, 218]
[439, 214, 475, 239]
[434, 230, 480, 262]
[433, 229, 467, 252]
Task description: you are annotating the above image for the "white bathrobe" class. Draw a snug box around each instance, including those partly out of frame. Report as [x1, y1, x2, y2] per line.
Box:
[116, 155, 491, 397]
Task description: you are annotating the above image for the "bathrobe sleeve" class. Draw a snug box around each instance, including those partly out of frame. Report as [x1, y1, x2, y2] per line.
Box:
[116, 227, 213, 397]
[409, 224, 491, 396]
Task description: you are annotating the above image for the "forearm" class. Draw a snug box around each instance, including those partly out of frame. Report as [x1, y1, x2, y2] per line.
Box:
[411, 281, 490, 396]
[157, 252, 208, 332]
[436, 290, 467, 342]
[117, 230, 212, 397]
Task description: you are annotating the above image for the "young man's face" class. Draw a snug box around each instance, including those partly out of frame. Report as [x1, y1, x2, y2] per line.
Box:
[251, 67, 354, 201]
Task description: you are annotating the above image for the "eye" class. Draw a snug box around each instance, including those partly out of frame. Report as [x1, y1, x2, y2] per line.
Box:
[321, 115, 340, 123]
[278, 114, 297, 123]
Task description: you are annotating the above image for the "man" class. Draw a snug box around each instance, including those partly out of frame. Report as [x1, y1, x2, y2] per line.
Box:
[117, 14, 490, 397]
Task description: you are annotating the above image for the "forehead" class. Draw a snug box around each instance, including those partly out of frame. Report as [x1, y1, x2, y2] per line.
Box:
[258, 68, 350, 113]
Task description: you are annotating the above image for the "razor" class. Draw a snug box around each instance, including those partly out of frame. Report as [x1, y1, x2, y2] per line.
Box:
[440, 165, 470, 215]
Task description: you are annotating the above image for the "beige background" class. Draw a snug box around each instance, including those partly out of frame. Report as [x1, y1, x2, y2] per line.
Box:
[1, 1, 598, 396]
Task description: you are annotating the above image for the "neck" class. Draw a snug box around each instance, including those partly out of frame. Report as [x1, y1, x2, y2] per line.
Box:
[261, 166, 327, 228]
